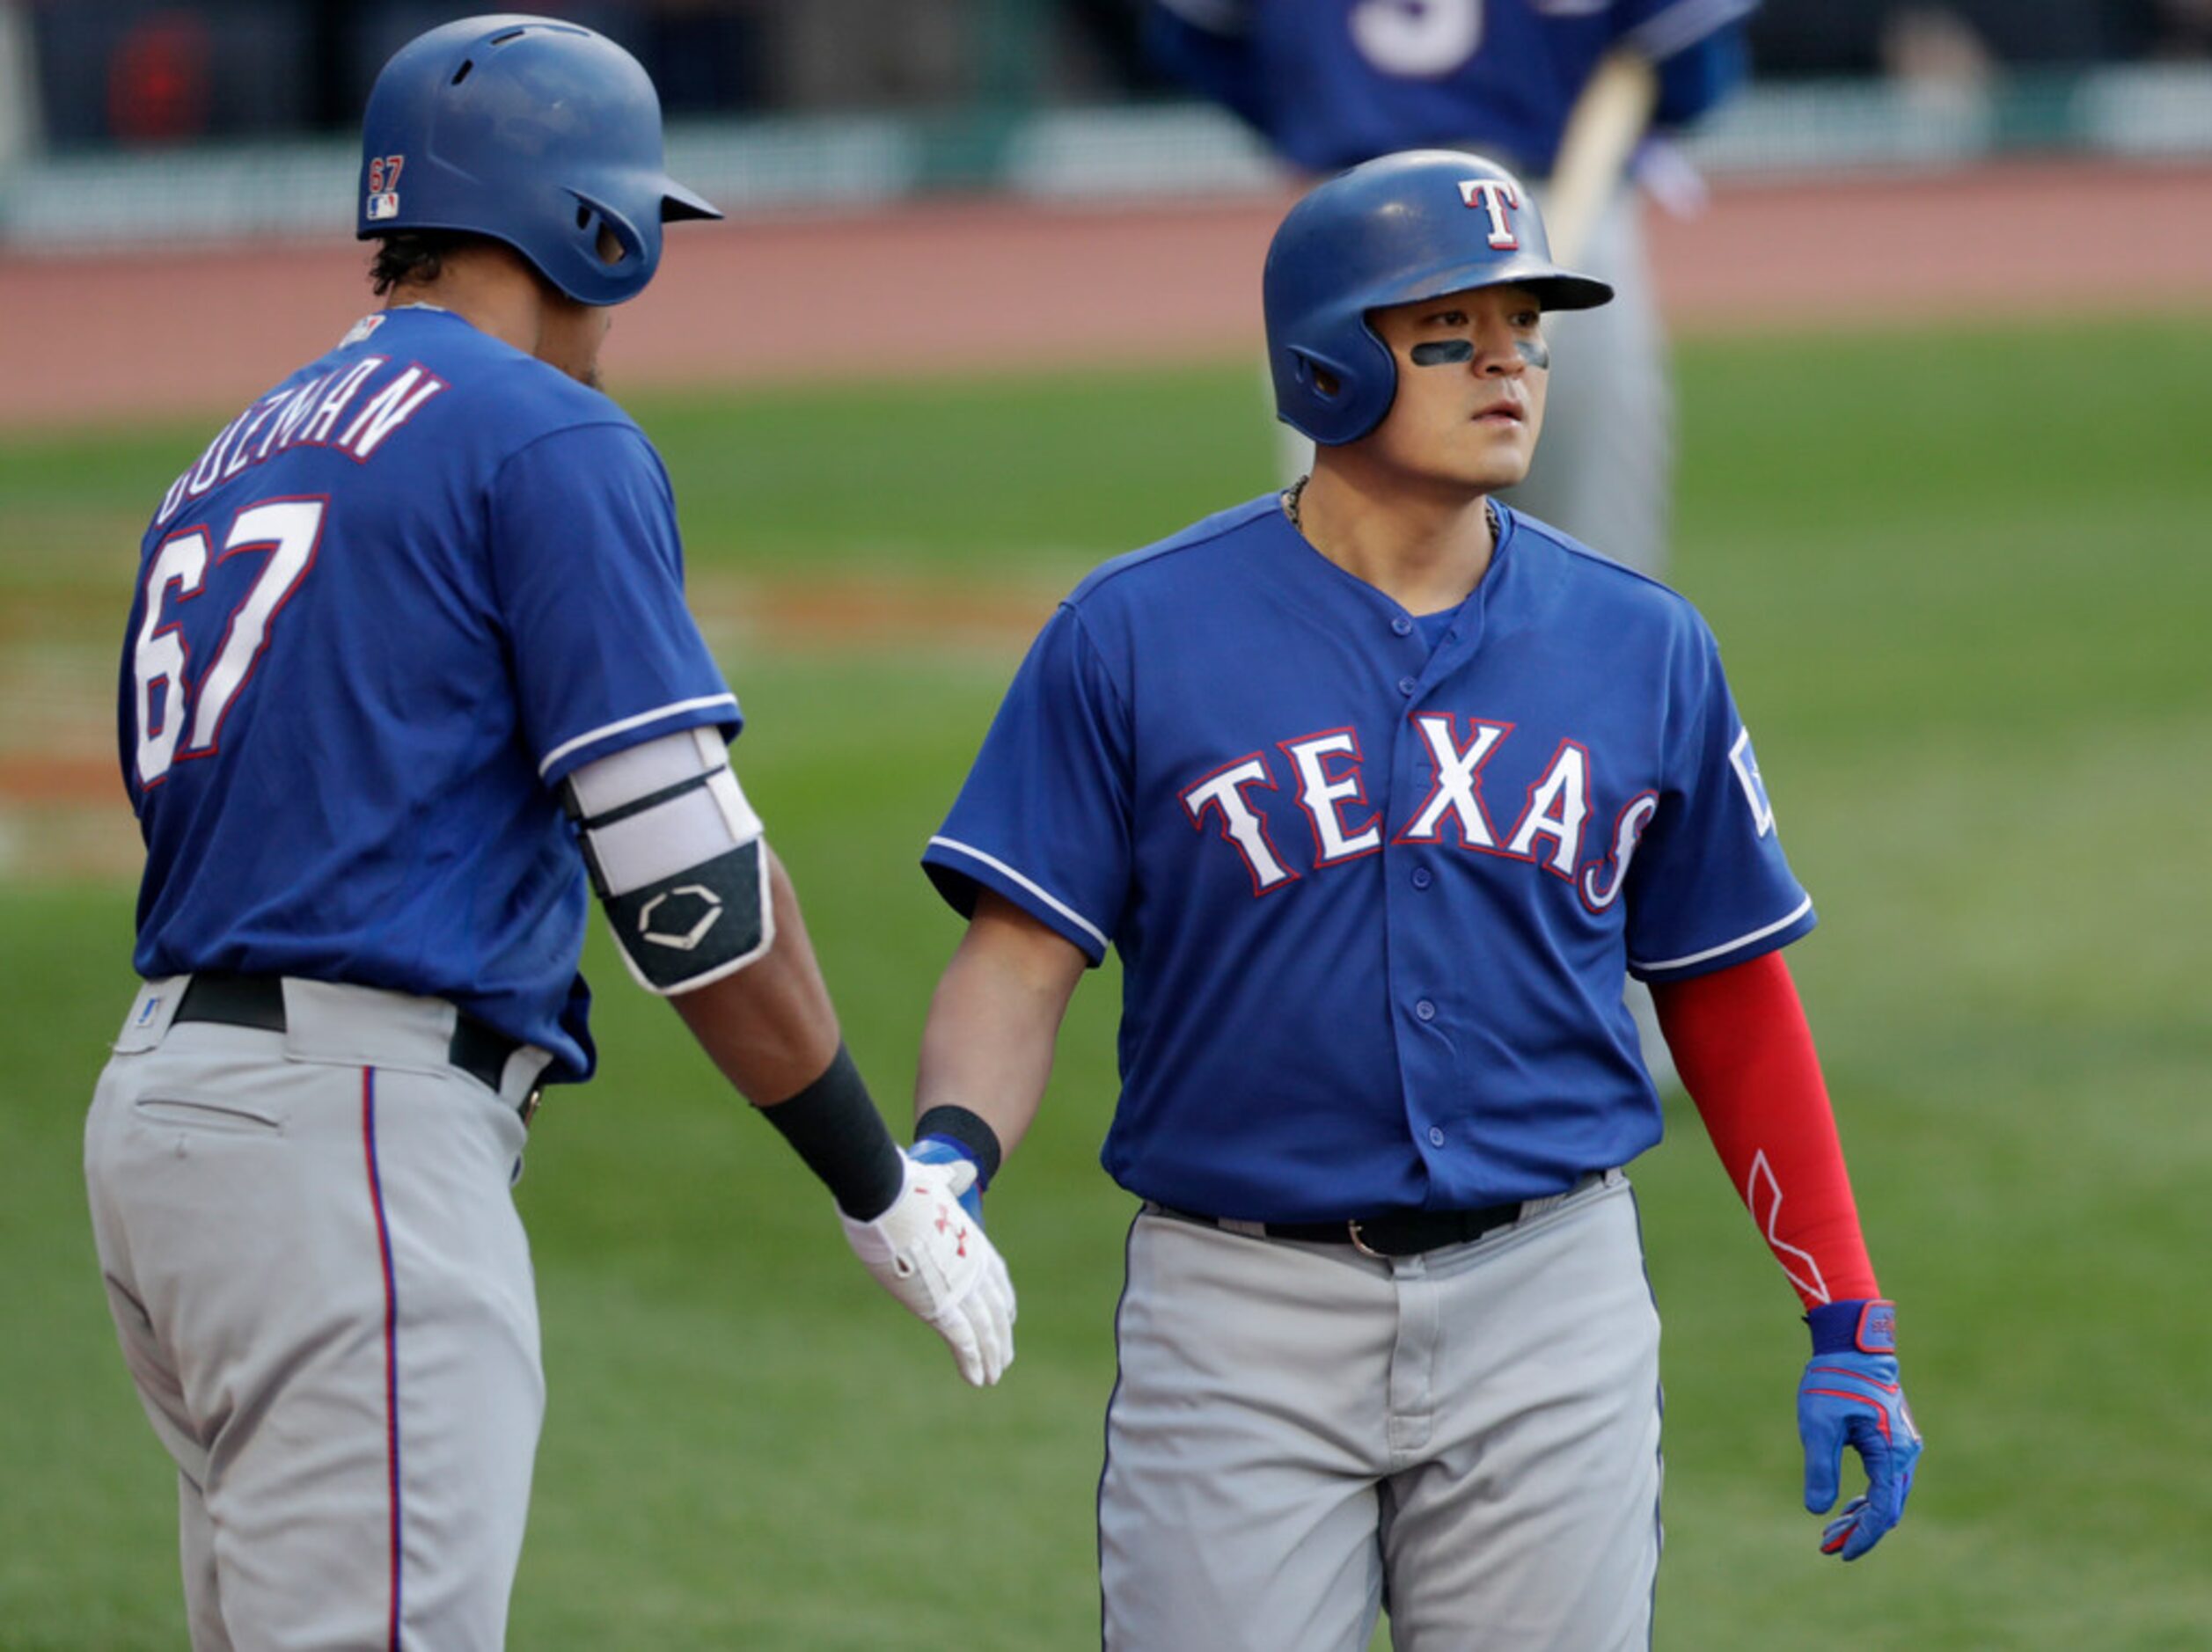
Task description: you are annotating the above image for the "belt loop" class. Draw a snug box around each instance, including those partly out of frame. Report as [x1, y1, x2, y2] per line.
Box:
[115, 976, 188, 1053]
[505, 1046, 556, 1125]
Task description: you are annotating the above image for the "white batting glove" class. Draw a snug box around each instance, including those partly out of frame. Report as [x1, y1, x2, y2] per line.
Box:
[839, 1148, 1015, 1385]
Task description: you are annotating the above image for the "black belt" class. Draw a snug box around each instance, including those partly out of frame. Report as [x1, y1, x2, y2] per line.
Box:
[1154, 1199, 1528, 1259]
[171, 973, 531, 1112]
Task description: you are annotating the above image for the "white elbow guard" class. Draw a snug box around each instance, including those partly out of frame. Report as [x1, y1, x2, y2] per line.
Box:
[562, 727, 774, 995]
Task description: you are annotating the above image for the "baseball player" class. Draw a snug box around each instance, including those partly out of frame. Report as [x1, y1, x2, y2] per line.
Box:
[910, 151, 1918, 1648]
[1146, 0, 1757, 579]
[84, 17, 1010, 1649]
[1147, 0, 1757, 1092]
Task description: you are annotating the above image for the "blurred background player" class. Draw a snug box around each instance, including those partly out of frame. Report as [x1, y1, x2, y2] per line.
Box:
[83, 17, 1010, 1649]
[1145, 0, 1760, 581]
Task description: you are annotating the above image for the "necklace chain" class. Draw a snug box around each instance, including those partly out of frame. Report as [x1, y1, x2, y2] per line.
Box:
[1281, 475, 1498, 539]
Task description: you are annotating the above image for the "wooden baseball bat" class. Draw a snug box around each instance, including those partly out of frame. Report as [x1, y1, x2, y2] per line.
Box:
[1542, 47, 1659, 267]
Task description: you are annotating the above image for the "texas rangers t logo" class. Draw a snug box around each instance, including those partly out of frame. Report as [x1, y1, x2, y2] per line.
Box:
[1457, 178, 1520, 248]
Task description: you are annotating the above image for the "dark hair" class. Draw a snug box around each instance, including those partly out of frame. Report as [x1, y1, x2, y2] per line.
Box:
[368, 230, 487, 296]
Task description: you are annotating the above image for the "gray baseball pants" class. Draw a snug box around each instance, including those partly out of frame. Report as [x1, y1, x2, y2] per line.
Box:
[1099, 1171, 1661, 1650]
[84, 976, 551, 1651]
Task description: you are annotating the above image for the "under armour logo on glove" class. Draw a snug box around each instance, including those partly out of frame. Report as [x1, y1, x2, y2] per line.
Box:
[1798, 1298, 1923, 1561]
[931, 1201, 971, 1256]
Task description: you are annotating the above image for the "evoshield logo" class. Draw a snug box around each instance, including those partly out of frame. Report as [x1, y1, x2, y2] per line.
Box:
[638, 886, 724, 950]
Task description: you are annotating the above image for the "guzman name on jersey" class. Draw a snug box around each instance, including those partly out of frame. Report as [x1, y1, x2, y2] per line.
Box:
[154, 337, 445, 527]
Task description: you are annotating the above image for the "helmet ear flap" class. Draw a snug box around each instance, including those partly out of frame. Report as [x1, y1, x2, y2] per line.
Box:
[1291, 347, 1346, 401]
[562, 191, 653, 302]
[569, 194, 644, 269]
[1274, 330, 1395, 447]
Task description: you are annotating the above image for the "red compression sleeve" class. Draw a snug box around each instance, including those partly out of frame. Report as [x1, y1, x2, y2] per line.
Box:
[1650, 952, 1879, 1310]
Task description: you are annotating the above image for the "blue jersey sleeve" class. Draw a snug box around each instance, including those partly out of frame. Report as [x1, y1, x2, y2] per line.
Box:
[487, 422, 739, 787]
[1623, 618, 1813, 980]
[1645, 20, 1750, 128]
[1615, 0, 1756, 58]
[1613, 2, 1757, 128]
[1143, 3, 1271, 135]
[924, 604, 1132, 965]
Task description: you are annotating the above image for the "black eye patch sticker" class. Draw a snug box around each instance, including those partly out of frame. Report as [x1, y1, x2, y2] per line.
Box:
[1410, 338, 1551, 369]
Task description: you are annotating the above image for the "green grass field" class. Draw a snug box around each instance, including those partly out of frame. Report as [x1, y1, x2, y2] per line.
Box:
[3, 314, 2208, 1648]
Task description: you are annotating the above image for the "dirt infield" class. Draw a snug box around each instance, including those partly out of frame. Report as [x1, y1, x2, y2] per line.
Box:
[4, 157, 2209, 430]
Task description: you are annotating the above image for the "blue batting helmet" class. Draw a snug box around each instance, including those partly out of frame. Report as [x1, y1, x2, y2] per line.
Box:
[1264, 150, 1614, 446]
[357, 14, 721, 306]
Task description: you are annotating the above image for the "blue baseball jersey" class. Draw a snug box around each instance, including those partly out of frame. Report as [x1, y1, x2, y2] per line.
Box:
[924, 498, 1813, 1221]
[119, 305, 739, 1081]
[1146, 0, 1754, 176]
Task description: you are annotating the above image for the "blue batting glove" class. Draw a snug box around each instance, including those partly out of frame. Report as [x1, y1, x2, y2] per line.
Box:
[910, 1136, 985, 1226]
[1798, 1299, 1923, 1561]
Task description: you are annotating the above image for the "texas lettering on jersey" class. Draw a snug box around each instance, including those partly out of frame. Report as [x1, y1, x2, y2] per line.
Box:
[1180, 717, 1663, 915]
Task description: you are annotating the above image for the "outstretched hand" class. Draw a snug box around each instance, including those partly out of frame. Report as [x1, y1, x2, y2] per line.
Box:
[1798, 1299, 1922, 1561]
[840, 1148, 1014, 1385]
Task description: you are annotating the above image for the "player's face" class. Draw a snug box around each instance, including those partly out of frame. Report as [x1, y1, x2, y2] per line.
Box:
[1363, 285, 1549, 492]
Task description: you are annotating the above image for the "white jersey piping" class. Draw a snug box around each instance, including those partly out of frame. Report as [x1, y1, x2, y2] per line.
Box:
[927, 836, 1110, 954]
[1630, 895, 1813, 974]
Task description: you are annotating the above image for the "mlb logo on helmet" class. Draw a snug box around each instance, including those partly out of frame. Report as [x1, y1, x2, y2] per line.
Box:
[1456, 177, 1521, 249]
